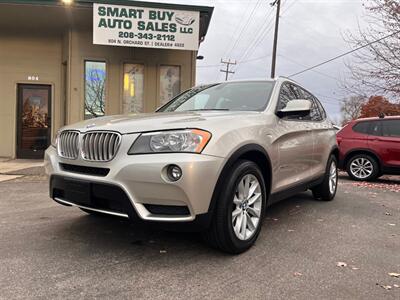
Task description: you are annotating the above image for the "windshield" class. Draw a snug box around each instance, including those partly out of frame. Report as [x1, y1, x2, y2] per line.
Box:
[158, 81, 275, 112]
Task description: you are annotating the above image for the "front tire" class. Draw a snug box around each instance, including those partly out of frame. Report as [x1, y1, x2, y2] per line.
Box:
[203, 160, 267, 254]
[312, 155, 338, 201]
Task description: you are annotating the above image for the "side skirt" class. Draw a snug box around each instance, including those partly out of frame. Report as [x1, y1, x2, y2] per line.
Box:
[268, 176, 324, 206]
[382, 166, 400, 175]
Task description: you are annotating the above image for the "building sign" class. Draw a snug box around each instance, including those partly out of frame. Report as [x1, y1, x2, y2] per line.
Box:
[93, 3, 200, 51]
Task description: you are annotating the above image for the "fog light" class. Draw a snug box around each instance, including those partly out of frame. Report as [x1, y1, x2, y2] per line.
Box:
[167, 165, 182, 181]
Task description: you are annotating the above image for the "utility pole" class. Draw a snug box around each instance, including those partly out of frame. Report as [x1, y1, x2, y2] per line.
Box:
[220, 59, 236, 81]
[270, 0, 281, 78]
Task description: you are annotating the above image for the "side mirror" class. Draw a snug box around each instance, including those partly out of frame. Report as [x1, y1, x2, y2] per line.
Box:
[276, 99, 312, 118]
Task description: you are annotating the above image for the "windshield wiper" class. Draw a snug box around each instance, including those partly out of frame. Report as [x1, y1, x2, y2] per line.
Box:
[187, 108, 230, 111]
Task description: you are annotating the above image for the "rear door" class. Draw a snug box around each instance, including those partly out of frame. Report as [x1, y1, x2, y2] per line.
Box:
[368, 119, 400, 168]
[348, 121, 370, 148]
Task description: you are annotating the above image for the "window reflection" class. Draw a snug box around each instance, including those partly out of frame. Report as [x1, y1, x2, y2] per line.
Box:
[159, 65, 181, 106]
[123, 64, 144, 114]
[84, 61, 106, 119]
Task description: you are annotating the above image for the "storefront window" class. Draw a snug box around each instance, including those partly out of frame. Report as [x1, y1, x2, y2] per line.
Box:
[159, 65, 181, 106]
[84, 61, 106, 119]
[123, 64, 144, 114]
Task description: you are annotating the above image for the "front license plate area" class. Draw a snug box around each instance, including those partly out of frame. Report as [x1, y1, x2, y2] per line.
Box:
[64, 178, 91, 206]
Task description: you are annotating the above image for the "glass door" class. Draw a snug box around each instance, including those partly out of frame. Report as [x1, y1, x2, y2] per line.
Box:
[17, 84, 51, 159]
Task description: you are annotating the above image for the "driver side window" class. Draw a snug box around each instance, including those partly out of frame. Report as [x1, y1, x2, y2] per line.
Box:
[278, 82, 306, 120]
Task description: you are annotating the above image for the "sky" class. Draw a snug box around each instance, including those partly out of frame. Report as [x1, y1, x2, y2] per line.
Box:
[141, 0, 368, 120]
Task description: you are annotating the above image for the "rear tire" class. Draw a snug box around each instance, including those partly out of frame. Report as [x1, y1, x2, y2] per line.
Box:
[312, 155, 338, 201]
[203, 160, 267, 254]
[346, 154, 379, 181]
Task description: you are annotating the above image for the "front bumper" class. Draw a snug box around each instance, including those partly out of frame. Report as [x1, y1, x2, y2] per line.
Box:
[45, 145, 224, 223]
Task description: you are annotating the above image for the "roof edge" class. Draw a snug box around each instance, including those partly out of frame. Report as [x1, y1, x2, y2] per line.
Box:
[0, 0, 214, 13]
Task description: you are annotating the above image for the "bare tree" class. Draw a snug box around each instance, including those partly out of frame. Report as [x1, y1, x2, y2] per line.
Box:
[85, 69, 106, 119]
[342, 0, 400, 101]
[340, 95, 368, 125]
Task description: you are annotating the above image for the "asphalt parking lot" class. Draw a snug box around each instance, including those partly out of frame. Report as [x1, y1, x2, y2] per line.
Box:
[0, 174, 399, 299]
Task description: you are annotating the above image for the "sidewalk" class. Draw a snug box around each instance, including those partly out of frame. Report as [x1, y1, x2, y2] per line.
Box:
[0, 159, 44, 182]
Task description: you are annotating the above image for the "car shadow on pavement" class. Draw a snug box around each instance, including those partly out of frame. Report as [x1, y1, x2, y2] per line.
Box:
[50, 191, 320, 257]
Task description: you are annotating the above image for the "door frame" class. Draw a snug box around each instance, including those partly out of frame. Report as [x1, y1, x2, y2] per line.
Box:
[16, 83, 52, 159]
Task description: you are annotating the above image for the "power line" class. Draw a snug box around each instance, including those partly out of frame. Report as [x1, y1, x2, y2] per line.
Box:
[240, 54, 271, 63]
[223, 0, 262, 59]
[281, 0, 297, 15]
[288, 30, 400, 77]
[197, 54, 272, 69]
[197, 64, 221, 68]
[278, 54, 340, 81]
[232, 0, 296, 77]
[314, 92, 344, 103]
[233, 8, 276, 75]
[220, 2, 252, 60]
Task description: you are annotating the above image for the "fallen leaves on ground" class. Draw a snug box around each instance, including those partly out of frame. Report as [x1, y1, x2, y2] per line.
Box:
[337, 262, 347, 267]
[377, 284, 392, 290]
[342, 180, 400, 193]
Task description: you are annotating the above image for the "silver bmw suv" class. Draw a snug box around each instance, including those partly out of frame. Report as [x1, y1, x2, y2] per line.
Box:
[45, 78, 338, 254]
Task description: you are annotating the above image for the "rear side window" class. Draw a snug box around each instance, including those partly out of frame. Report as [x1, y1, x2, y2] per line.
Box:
[369, 121, 382, 136]
[382, 120, 400, 137]
[352, 122, 369, 134]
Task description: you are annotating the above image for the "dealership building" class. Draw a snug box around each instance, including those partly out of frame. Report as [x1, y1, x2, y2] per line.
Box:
[0, 0, 213, 158]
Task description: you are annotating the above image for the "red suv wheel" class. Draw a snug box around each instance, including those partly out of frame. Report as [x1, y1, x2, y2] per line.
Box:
[346, 154, 379, 181]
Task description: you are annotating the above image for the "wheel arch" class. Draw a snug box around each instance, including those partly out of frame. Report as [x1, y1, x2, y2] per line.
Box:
[205, 144, 272, 227]
[330, 145, 339, 162]
[343, 148, 382, 171]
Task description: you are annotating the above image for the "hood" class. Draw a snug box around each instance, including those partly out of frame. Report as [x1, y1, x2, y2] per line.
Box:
[62, 111, 262, 134]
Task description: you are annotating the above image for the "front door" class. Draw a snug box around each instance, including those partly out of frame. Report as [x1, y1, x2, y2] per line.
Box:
[274, 82, 315, 192]
[17, 84, 51, 159]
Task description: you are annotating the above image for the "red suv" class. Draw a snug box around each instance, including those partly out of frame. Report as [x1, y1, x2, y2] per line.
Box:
[337, 116, 400, 181]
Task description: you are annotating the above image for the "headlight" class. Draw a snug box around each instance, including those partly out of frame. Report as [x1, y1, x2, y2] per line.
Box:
[128, 129, 211, 154]
[51, 131, 60, 148]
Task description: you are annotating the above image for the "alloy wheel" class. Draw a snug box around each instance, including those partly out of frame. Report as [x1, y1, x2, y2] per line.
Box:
[350, 157, 373, 179]
[232, 174, 262, 241]
[329, 160, 338, 195]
